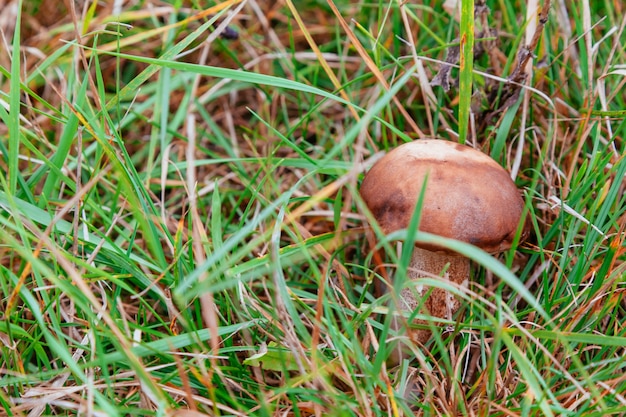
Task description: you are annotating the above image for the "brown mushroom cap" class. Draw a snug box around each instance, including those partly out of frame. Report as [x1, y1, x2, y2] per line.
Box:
[360, 139, 528, 253]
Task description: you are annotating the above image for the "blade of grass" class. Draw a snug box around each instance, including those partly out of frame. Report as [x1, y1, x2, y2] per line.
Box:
[458, 0, 474, 144]
[7, 0, 23, 195]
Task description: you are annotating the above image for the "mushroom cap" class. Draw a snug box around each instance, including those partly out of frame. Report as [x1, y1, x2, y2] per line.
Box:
[360, 139, 529, 253]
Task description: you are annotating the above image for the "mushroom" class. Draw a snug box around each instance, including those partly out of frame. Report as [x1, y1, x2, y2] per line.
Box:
[360, 139, 528, 343]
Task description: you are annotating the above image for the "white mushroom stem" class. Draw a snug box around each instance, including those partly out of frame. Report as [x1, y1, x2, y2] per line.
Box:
[399, 246, 470, 343]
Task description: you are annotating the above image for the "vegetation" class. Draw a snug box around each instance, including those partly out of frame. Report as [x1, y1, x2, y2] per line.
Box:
[1, 0, 625, 415]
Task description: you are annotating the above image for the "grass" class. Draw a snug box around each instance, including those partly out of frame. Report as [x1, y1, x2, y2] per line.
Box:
[1, 0, 625, 415]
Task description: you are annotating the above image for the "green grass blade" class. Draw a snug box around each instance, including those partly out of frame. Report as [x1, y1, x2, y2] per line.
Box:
[458, 0, 474, 144]
[7, 0, 23, 194]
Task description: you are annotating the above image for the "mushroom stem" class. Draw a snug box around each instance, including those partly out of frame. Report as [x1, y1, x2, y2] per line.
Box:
[400, 246, 469, 343]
